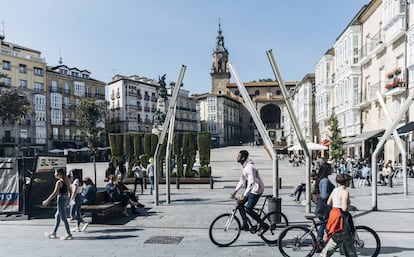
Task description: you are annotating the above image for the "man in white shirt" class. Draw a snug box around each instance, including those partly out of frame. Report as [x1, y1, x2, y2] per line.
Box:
[230, 150, 268, 234]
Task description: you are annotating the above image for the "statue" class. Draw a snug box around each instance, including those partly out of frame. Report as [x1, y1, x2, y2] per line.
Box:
[152, 74, 168, 133]
[158, 74, 167, 100]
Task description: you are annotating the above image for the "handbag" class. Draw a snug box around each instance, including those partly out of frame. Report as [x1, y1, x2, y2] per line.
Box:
[314, 197, 331, 217]
[311, 193, 319, 204]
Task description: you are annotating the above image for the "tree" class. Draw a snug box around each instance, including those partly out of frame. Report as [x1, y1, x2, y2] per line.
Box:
[0, 88, 32, 122]
[76, 98, 107, 187]
[329, 114, 344, 161]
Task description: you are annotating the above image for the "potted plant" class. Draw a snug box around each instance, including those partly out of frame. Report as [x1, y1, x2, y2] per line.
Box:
[394, 67, 401, 76]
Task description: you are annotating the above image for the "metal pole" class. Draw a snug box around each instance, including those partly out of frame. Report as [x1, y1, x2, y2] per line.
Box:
[266, 49, 312, 213]
[371, 89, 414, 210]
[153, 65, 186, 205]
[165, 101, 177, 204]
[228, 61, 279, 198]
[377, 92, 407, 195]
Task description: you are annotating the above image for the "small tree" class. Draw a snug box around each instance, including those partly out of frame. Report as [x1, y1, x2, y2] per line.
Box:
[0, 88, 32, 122]
[77, 98, 107, 187]
[329, 114, 345, 161]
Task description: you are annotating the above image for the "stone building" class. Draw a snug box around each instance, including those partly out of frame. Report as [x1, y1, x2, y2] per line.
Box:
[0, 36, 47, 156]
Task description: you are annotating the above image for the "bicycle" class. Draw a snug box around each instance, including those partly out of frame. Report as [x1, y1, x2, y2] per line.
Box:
[277, 215, 381, 257]
[208, 194, 289, 247]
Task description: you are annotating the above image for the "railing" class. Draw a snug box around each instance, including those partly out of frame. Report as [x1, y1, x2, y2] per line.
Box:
[3, 137, 15, 143]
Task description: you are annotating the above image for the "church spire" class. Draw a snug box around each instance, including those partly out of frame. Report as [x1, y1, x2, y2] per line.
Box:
[215, 20, 225, 53]
[211, 20, 230, 95]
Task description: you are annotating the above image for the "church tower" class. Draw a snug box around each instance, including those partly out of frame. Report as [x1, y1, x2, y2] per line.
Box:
[210, 22, 230, 95]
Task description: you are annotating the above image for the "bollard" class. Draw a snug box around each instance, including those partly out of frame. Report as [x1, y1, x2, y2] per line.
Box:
[210, 177, 214, 189]
[176, 177, 180, 189]
[268, 197, 282, 223]
[279, 177, 282, 189]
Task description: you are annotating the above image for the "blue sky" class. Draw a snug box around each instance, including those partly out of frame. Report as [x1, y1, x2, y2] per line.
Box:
[1, 0, 369, 94]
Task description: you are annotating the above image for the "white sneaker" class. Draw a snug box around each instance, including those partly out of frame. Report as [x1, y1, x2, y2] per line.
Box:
[71, 227, 81, 232]
[44, 232, 57, 239]
[81, 223, 89, 232]
[60, 234, 73, 240]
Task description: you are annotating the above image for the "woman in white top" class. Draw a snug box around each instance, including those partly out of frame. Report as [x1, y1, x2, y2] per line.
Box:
[320, 174, 356, 257]
[69, 169, 88, 232]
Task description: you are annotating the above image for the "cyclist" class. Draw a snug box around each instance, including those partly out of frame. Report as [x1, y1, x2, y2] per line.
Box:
[230, 150, 269, 234]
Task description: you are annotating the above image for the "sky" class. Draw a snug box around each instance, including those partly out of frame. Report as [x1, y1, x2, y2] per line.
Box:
[1, 0, 370, 95]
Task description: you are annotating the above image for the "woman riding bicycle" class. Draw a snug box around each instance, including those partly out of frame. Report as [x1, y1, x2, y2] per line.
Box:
[230, 150, 269, 235]
[320, 173, 356, 257]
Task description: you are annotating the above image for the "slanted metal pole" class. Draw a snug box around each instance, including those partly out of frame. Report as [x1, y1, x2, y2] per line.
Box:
[165, 100, 177, 204]
[377, 92, 407, 195]
[153, 65, 186, 205]
[266, 49, 312, 213]
[371, 89, 414, 210]
[228, 61, 279, 198]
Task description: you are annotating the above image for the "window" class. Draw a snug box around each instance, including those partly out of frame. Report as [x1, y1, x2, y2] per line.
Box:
[2, 61, 10, 70]
[34, 67, 43, 76]
[51, 80, 58, 92]
[19, 80, 27, 89]
[64, 82, 70, 94]
[34, 82, 43, 91]
[19, 64, 26, 73]
[2, 77, 11, 86]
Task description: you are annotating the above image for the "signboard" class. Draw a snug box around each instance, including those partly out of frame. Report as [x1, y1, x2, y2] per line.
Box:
[0, 158, 19, 213]
[35, 156, 67, 173]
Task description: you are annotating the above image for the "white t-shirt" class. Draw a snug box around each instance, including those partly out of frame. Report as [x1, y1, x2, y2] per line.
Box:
[72, 178, 83, 194]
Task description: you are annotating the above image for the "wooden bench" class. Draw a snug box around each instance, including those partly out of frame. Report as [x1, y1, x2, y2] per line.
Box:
[80, 191, 123, 224]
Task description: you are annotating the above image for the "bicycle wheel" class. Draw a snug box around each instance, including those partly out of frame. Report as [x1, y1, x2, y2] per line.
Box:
[209, 213, 241, 247]
[278, 225, 317, 257]
[354, 225, 381, 257]
[260, 211, 289, 245]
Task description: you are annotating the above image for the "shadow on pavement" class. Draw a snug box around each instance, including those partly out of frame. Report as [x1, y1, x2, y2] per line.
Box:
[75, 235, 139, 240]
[87, 228, 142, 234]
[378, 246, 414, 255]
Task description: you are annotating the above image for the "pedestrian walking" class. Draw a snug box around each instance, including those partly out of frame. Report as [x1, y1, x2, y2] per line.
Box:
[42, 168, 73, 240]
[146, 158, 155, 194]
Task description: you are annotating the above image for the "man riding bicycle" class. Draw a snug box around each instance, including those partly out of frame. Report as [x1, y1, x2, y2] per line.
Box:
[230, 150, 269, 235]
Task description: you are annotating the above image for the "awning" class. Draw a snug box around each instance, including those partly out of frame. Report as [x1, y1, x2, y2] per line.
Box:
[320, 139, 331, 147]
[397, 121, 414, 135]
[344, 129, 384, 146]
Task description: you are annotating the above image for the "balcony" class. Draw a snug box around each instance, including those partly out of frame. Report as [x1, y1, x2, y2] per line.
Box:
[3, 137, 15, 144]
[144, 95, 150, 101]
[144, 107, 150, 112]
[19, 137, 31, 144]
[151, 96, 157, 102]
[94, 93, 105, 100]
[20, 119, 31, 126]
[50, 86, 63, 93]
[63, 89, 71, 95]
[137, 94, 142, 100]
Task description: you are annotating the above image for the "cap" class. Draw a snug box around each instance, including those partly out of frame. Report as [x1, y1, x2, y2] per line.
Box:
[149, 157, 154, 163]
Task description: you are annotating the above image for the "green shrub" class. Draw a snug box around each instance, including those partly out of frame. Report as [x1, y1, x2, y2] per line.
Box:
[199, 166, 211, 177]
[198, 132, 211, 166]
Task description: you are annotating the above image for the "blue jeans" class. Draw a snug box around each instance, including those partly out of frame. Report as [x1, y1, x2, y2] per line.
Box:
[149, 176, 154, 191]
[53, 194, 71, 234]
[70, 194, 83, 226]
[238, 193, 264, 227]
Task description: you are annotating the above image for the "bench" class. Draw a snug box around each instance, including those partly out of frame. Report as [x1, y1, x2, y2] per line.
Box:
[159, 177, 214, 189]
[123, 177, 145, 195]
[123, 176, 214, 191]
[80, 191, 123, 224]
